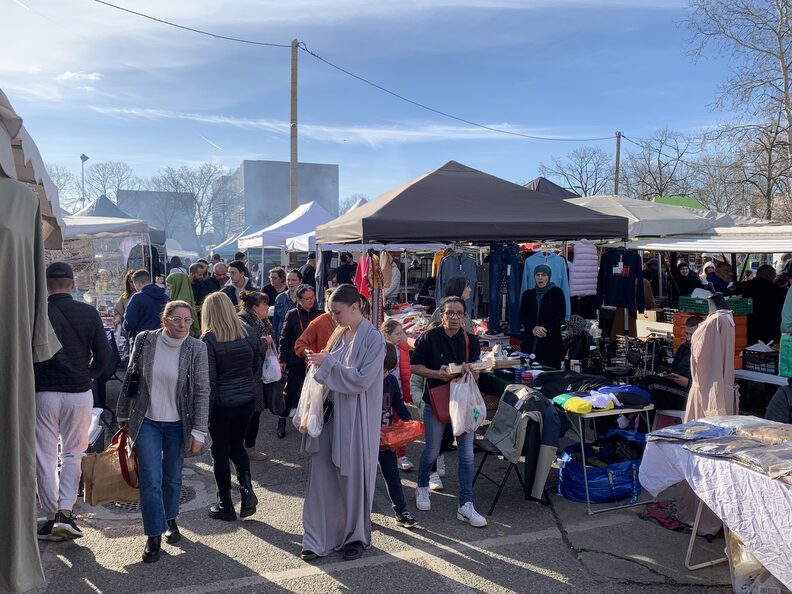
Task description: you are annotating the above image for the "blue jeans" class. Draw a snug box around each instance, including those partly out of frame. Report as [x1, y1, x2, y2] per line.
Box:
[135, 419, 184, 537]
[489, 243, 521, 334]
[418, 403, 475, 506]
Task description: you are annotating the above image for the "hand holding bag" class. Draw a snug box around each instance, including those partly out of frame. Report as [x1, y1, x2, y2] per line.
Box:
[428, 332, 469, 424]
[80, 429, 139, 506]
[292, 365, 328, 437]
[449, 371, 487, 436]
[262, 345, 282, 384]
[120, 331, 149, 400]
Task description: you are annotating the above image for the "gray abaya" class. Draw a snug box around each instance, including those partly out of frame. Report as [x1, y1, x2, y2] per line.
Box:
[0, 178, 61, 592]
[301, 320, 385, 556]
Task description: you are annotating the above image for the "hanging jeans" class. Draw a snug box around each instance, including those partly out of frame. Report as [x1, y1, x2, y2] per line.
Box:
[488, 243, 522, 334]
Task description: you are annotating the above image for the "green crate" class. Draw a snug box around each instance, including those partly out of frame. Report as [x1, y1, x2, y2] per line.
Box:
[727, 297, 753, 314]
[678, 296, 709, 314]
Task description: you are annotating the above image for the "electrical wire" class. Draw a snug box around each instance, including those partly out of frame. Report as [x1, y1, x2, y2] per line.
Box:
[92, 0, 616, 143]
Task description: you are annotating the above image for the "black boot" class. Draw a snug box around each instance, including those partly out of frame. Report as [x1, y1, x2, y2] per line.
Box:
[142, 536, 161, 563]
[208, 491, 237, 521]
[238, 471, 259, 518]
[276, 418, 286, 439]
[164, 519, 181, 544]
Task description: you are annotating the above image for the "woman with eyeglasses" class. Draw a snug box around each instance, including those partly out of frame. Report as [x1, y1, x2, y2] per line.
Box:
[277, 284, 321, 438]
[272, 268, 303, 339]
[116, 301, 210, 563]
[201, 292, 262, 521]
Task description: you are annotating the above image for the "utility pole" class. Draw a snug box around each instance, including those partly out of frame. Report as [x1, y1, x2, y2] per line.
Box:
[289, 39, 299, 267]
[80, 154, 89, 206]
[614, 131, 622, 195]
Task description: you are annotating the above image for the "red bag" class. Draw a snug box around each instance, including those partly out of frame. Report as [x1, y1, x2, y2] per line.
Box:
[380, 420, 424, 451]
[427, 332, 469, 424]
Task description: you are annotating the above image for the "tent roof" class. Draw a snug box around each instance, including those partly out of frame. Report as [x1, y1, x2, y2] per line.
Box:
[62, 215, 149, 240]
[628, 225, 792, 254]
[286, 197, 370, 252]
[568, 195, 715, 238]
[523, 176, 580, 199]
[238, 201, 335, 250]
[74, 195, 133, 218]
[315, 161, 628, 244]
[652, 195, 708, 210]
[212, 226, 254, 257]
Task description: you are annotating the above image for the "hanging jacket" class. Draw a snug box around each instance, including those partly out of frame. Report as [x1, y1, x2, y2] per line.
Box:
[354, 254, 372, 299]
[596, 249, 645, 312]
[568, 239, 598, 297]
[436, 251, 478, 314]
[522, 252, 570, 320]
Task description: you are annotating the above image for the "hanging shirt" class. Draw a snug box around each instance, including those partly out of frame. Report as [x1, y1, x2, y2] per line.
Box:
[431, 248, 452, 277]
[522, 252, 571, 320]
[596, 249, 645, 312]
[436, 251, 478, 315]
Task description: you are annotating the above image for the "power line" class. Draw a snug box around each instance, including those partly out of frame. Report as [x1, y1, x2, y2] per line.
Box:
[93, 0, 292, 48]
[92, 0, 615, 143]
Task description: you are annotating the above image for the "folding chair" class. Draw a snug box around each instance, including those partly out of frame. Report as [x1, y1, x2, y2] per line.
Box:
[473, 438, 524, 516]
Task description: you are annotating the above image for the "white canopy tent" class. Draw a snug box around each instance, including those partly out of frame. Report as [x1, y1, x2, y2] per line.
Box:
[569, 195, 716, 237]
[212, 225, 254, 259]
[285, 197, 370, 252]
[238, 201, 335, 250]
[628, 225, 792, 254]
[61, 215, 149, 240]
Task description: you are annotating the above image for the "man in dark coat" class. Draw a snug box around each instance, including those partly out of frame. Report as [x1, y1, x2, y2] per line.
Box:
[733, 264, 786, 346]
[123, 269, 168, 339]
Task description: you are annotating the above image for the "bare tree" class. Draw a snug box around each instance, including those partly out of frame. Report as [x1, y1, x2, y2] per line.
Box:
[45, 163, 81, 213]
[621, 128, 697, 199]
[145, 170, 193, 239]
[689, 153, 746, 213]
[84, 161, 139, 202]
[339, 193, 368, 214]
[687, 0, 792, 180]
[538, 147, 614, 196]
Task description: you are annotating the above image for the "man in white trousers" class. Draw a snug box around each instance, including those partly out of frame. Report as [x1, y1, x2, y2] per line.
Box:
[34, 262, 111, 541]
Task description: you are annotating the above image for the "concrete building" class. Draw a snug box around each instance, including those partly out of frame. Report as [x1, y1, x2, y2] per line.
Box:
[117, 189, 198, 251]
[213, 160, 339, 242]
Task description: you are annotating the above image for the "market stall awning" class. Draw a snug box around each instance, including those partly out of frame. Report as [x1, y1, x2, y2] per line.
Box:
[61, 215, 149, 240]
[238, 201, 335, 250]
[568, 195, 715, 238]
[627, 225, 792, 253]
[523, 176, 579, 199]
[285, 197, 369, 252]
[315, 161, 629, 244]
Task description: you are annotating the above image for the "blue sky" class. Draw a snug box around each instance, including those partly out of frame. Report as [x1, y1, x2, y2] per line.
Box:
[4, 0, 731, 202]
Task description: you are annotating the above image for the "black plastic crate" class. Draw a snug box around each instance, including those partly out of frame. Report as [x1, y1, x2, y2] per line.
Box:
[742, 349, 779, 375]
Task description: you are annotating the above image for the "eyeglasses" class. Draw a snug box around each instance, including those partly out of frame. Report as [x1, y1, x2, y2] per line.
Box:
[443, 311, 464, 318]
[166, 316, 193, 325]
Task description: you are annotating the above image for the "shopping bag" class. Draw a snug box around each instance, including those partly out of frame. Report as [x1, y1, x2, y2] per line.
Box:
[449, 371, 487, 436]
[81, 429, 139, 506]
[780, 333, 792, 378]
[292, 365, 328, 437]
[428, 383, 452, 423]
[261, 348, 282, 384]
[265, 379, 287, 416]
[380, 420, 424, 451]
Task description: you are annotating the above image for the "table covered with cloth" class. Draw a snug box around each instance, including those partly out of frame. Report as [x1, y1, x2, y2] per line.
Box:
[639, 439, 792, 589]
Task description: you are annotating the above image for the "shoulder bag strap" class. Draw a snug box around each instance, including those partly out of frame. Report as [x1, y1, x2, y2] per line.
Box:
[50, 302, 84, 347]
[129, 331, 149, 368]
[464, 331, 470, 363]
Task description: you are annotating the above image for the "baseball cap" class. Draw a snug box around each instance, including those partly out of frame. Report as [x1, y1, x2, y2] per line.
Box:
[46, 262, 74, 279]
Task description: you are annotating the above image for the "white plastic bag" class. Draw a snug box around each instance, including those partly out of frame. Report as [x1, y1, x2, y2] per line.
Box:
[292, 365, 327, 437]
[261, 348, 282, 384]
[449, 371, 487, 436]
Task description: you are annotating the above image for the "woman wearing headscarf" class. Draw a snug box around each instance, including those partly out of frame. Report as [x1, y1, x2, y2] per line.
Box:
[166, 272, 200, 337]
[520, 264, 566, 368]
[671, 261, 703, 301]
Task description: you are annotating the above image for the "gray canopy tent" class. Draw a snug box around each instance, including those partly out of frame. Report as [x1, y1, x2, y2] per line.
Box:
[315, 161, 628, 244]
[524, 176, 580, 199]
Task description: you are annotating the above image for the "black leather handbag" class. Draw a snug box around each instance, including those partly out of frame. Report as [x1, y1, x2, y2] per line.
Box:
[121, 332, 149, 400]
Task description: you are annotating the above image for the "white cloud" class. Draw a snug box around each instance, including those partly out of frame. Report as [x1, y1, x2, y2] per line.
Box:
[55, 71, 103, 82]
[89, 105, 598, 146]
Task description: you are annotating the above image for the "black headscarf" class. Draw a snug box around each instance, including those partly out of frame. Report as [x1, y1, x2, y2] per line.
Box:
[674, 262, 701, 298]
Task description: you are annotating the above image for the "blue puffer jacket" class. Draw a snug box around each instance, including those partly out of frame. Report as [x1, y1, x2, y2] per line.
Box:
[123, 284, 168, 338]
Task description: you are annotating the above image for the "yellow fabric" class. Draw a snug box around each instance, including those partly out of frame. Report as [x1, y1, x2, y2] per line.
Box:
[562, 397, 593, 415]
[380, 251, 393, 287]
[431, 248, 452, 277]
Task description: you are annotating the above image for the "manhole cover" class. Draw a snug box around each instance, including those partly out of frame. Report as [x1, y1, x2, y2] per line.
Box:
[102, 486, 196, 513]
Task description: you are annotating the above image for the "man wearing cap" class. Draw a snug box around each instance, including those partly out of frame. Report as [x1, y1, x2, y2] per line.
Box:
[34, 262, 112, 541]
[300, 252, 317, 288]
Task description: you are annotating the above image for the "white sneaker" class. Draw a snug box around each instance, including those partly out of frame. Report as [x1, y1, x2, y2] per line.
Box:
[415, 487, 431, 511]
[398, 456, 414, 471]
[429, 472, 444, 491]
[457, 502, 487, 528]
[436, 454, 446, 477]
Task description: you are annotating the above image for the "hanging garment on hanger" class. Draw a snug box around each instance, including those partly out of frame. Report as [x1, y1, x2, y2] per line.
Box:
[0, 178, 61, 593]
[596, 249, 645, 312]
[488, 243, 521, 334]
[431, 248, 452, 277]
[521, 251, 571, 320]
[436, 251, 478, 315]
[354, 253, 372, 299]
[380, 251, 393, 288]
[568, 239, 598, 297]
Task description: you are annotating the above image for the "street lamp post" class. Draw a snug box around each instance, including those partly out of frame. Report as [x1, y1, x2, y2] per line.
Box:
[80, 154, 89, 206]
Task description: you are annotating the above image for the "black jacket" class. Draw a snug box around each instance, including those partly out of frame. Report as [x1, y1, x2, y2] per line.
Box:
[733, 276, 786, 345]
[766, 384, 792, 424]
[34, 294, 112, 393]
[221, 278, 254, 306]
[279, 306, 320, 367]
[202, 326, 261, 408]
[521, 285, 566, 368]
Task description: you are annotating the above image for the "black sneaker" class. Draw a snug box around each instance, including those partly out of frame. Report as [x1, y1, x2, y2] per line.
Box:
[52, 512, 83, 540]
[395, 511, 418, 529]
[37, 520, 65, 542]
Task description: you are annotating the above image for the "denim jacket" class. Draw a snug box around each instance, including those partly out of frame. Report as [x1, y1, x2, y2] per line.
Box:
[273, 291, 295, 340]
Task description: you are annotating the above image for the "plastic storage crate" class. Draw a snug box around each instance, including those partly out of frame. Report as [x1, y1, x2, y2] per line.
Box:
[742, 349, 779, 375]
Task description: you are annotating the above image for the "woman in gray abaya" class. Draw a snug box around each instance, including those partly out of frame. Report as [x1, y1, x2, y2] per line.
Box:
[301, 284, 386, 562]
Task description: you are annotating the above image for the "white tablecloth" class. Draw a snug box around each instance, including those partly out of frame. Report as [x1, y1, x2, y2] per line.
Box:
[640, 440, 792, 589]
